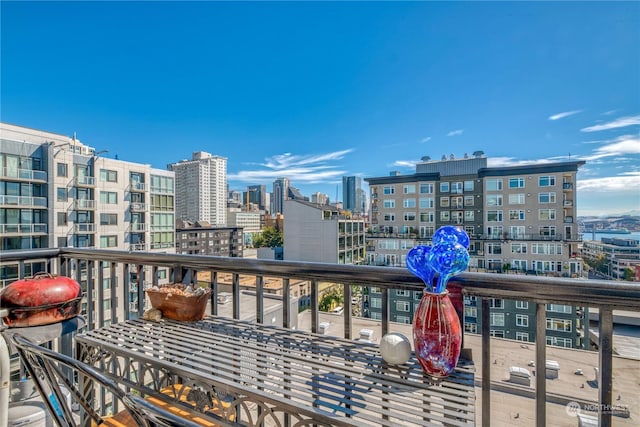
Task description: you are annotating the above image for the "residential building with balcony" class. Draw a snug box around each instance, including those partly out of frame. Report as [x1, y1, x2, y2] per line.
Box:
[227, 208, 262, 247]
[364, 152, 587, 347]
[176, 219, 243, 257]
[1, 122, 175, 319]
[169, 151, 227, 226]
[283, 199, 366, 264]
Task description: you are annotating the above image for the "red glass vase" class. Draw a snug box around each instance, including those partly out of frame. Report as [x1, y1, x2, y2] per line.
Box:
[412, 290, 462, 378]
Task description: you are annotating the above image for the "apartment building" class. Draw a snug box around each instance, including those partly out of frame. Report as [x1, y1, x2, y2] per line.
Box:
[227, 208, 261, 247]
[176, 219, 243, 257]
[364, 152, 587, 348]
[0, 122, 176, 319]
[581, 237, 640, 280]
[169, 151, 227, 226]
[283, 199, 366, 264]
[342, 175, 365, 214]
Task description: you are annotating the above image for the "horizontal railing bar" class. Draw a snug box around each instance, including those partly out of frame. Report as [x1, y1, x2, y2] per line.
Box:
[2, 248, 639, 311]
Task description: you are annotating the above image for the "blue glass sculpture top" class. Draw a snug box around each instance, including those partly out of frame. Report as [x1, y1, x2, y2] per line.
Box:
[406, 226, 470, 294]
[406, 245, 434, 292]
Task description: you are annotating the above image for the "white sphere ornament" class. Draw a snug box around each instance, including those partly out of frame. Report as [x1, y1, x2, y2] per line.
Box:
[379, 333, 412, 365]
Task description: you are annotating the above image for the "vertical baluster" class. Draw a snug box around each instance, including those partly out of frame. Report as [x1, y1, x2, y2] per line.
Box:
[123, 264, 130, 321]
[535, 303, 546, 427]
[210, 270, 218, 316]
[381, 288, 389, 337]
[256, 276, 264, 324]
[283, 278, 291, 329]
[232, 273, 240, 320]
[310, 279, 319, 334]
[110, 262, 117, 325]
[481, 297, 491, 427]
[344, 283, 352, 339]
[86, 260, 94, 330]
[599, 308, 613, 427]
[97, 261, 104, 328]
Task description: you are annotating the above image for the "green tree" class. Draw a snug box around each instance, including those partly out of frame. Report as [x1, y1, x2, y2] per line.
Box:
[623, 268, 635, 281]
[319, 287, 344, 311]
[252, 226, 283, 248]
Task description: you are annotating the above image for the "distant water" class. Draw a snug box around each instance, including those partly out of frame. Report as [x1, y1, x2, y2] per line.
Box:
[581, 231, 640, 241]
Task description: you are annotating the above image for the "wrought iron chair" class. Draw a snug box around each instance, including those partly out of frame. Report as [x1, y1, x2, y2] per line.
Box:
[9, 333, 204, 427]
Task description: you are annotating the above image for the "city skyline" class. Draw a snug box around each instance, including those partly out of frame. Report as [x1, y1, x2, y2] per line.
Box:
[2, 1, 638, 216]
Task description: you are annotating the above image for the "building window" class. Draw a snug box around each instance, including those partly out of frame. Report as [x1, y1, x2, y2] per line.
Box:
[370, 297, 381, 309]
[419, 198, 434, 208]
[57, 163, 68, 177]
[511, 243, 527, 254]
[396, 301, 411, 312]
[486, 179, 503, 191]
[100, 169, 118, 182]
[516, 332, 529, 342]
[515, 300, 529, 309]
[509, 193, 525, 204]
[396, 315, 411, 324]
[100, 213, 118, 225]
[419, 212, 435, 222]
[516, 314, 529, 327]
[57, 212, 67, 226]
[383, 186, 395, 195]
[403, 185, 416, 194]
[100, 191, 118, 204]
[383, 200, 395, 209]
[539, 209, 556, 220]
[487, 195, 503, 207]
[487, 210, 503, 222]
[440, 211, 450, 221]
[440, 182, 449, 192]
[539, 226, 557, 237]
[100, 235, 118, 248]
[538, 192, 556, 204]
[396, 290, 411, 297]
[57, 188, 68, 202]
[546, 337, 572, 348]
[464, 307, 477, 318]
[509, 210, 525, 220]
[403, 212, 416, 221]
[383, 213, 395, 221]
[546, 318, 572, 332]
[487, 243, 502, 255]
[464, 323, 477, 333]
[464, 181, 474, 191]
[464, 196, 474, 206]
[439, 197, 450, 208]
[403, 199, 416, 208]
[490, 298, 504, 309]
[464, 210, 474, 221]
[539, 176, 556, 187]
[490, 313, 505, 326]
[509, 177, 525, 188]
[451, 182, 463, 194]
[419, 183, 434, 194]
[546, 304, 572, 313]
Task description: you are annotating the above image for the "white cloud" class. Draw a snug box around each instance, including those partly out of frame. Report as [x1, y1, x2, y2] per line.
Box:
[487, 156, 559, 167]
[548, 109, 582, 121]
[446, 129, 464, 137]
[392, 160, 418, 168]
[228, 149, 353, 184]
[577, 172, 640, 192]
[601, 109, 619, 116]
[581, 134, 640, 161]
[580, 115, 640, 132]
[421, 137, 432, 143]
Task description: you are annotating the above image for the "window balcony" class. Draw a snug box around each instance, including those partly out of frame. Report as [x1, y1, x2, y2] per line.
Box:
[73, 199, 96, 209]
[1, 248, 637, 427]
[0, 195, 47, 207]
[1, 167, 47, 182]
[130, 202, 147, 212]
[73, 223, 96, 233]
[0, 223, 47, 234]
[130, 182, 148, 192]
[74, 175, 96, 186]
[130, 222, 148, 232]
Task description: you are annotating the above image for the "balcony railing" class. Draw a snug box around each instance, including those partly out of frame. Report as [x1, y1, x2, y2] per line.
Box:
[0, 195, 47, 207]
[1, 167, 47, 181]
[130, 182, 148, 192]
[130, 202, 147, 211]
[130, 223, 148, 232]
[0, 223, 47, 234]
[73, 175, 96, 186]
[73, 199, 96, 210]
[1, 248, 639, 427]
[73, 223, 96, 233]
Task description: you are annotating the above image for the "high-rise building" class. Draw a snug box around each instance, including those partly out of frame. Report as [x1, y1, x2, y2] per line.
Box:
[272, 177, 290, 215]
[364, 152, 587, 348]
[169, 151, 227, 226]
[342, 176, 364, 214]
[311, 192, 329, 205]
[0, 122, 175, 318]
[246, 184, 267, 212]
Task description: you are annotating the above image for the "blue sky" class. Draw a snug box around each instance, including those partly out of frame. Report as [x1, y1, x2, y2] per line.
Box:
[2, 1, 639, 216]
